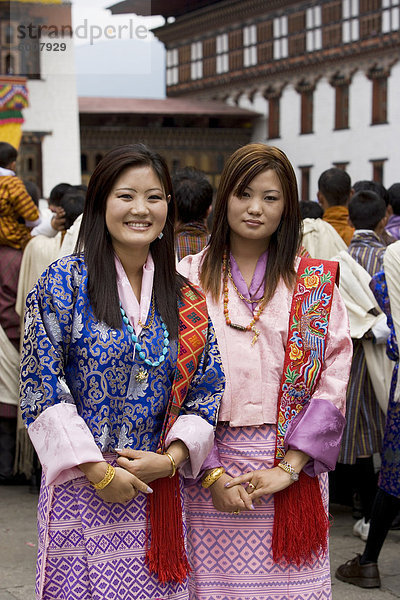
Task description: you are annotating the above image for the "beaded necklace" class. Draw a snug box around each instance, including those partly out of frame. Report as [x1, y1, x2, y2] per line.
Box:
[222, 251, 266, 345]
[138, 291, 155, 329]
[120, 296, 170, 381]
[227, 261, 265, 304]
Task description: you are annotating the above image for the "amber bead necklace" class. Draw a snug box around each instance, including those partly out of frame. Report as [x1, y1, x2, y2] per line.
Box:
[222, 251, 266, 345]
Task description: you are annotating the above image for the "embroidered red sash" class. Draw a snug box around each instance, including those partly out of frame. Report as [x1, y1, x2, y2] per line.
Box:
[158, 284, 209, 449]
[147, 284, 209, 584]
[272, 257, 339, 565]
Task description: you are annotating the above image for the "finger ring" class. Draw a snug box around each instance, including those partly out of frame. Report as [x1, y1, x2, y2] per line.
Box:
[231, 510, 240, 515]
[247, 483, 255, 491]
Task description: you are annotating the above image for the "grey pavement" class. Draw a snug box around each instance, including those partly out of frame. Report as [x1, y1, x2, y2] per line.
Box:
[0, 486, 399, 600]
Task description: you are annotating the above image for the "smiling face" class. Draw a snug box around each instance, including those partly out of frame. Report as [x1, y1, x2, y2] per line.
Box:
[105, 165, 169, 258]
[227, 168, 285, 251]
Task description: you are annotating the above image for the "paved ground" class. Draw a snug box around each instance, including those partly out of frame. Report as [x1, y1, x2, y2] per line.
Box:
[0, 485, 399, 599]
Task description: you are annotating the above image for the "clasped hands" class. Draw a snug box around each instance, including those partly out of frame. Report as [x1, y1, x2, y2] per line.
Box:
[80, 442, 187, 504]
[208, 467, 295, 513]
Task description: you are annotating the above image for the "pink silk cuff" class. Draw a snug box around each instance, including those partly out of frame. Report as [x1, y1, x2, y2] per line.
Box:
[284, 397, 346, 477]
[28, 403, 104, 486]
[165, 414, 214, 478]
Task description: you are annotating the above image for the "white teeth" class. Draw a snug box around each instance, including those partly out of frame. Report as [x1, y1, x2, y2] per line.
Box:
[125, 222, 150, 228]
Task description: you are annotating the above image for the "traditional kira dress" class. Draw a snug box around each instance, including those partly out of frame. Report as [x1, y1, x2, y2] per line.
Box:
[20, 253, 225, 600]
[178, 249, 353, 600]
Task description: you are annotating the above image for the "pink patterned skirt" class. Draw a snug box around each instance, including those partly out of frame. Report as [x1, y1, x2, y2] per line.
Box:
[36, 455, 188, 600]
[184, 424, 331, 600]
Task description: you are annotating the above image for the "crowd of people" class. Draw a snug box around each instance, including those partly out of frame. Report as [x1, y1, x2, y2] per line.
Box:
[0, 139, 399, 600]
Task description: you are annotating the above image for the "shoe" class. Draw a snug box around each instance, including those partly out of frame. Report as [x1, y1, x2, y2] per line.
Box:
[353, 517, 370, 541]
[335, 554, 381, 588]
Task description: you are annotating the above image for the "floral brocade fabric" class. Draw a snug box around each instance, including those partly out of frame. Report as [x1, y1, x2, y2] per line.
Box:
[370, 270, 400, 499]
[20, 255, 224, 452]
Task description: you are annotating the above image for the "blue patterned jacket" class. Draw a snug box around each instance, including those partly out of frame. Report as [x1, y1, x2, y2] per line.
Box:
[20, 256, 224, 452]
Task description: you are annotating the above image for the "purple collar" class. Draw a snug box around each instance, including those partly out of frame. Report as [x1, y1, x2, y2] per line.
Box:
[229, 251, 268, 313]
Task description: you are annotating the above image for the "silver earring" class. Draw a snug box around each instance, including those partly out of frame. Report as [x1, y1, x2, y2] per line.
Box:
[158, 232, 164, 240]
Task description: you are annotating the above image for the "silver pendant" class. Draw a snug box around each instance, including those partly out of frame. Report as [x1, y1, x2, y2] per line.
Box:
[135, 367, 148, 383]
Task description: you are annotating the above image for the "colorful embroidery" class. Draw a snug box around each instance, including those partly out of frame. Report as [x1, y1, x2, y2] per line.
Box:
[275, 259, 339, 461]
[158, 285, 209, 449]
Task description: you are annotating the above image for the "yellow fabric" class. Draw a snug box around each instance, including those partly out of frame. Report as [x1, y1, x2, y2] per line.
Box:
[0, 175, 40, 249]
[0, 122, 22, 148]
[323, 205, 354, 246]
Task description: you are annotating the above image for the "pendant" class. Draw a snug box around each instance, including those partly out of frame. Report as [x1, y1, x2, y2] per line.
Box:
[135, 367, 148, 383]
[251, 326, 260, 345]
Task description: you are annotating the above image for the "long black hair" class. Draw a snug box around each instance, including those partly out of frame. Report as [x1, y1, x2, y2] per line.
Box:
[75, 143, 185, 338]
[200, 143, 301, 302]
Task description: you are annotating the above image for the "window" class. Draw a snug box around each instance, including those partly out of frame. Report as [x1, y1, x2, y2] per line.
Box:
[243, 24, 257, 67]
[178, 45, 191, 82]
[359, 0, 381, 37]
[299, 166, 312, 202]
[322, 2, 342, 47]
[257, 21, 273, 62]
[5, 24, 14, 44]
[371, 75, 388, 124]
[382, 0, 400, 32]
[306, 6, 322, 51]
[332, 78, 349, 129]
[191, 41, 203, 80]
[216, 33, 229, 74]
[81, 154, 88, 173]
[273, 16, 288, 59]
[203, 38, 216, 77]
[300, 90, 314, 134]
[229, 29, 243, 70]
[342, 0, 359, 42]
[288, 12, 306, 55]
[268, 97, 280, 139]
[166, 48, 179, 86]
[370, 159, 386, 183]
[5, 53, 14, 74]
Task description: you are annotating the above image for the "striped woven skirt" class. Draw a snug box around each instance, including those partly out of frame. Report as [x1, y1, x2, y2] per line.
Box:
[339, 340, 385, 464]
[35, 455, 188, 600]
[184, 424, 331, 600]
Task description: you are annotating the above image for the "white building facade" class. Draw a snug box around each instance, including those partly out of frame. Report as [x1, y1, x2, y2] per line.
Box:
[148, 0, 400, 199]
[1, 1, 81, 197]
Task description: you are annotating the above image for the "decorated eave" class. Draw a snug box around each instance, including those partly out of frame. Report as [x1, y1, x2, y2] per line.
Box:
[106, 0, 220, 18]
[1, 0, 64, 3]
[0, 76, 29, 149]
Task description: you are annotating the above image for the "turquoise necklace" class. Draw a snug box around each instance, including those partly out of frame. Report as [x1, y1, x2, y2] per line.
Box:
[120, 300, 170, 368]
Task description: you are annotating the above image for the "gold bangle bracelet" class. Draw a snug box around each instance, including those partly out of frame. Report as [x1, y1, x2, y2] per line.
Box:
[164, 452, 177, 478]
[91, 463, 116, 490]
[201, 467, 225, 488]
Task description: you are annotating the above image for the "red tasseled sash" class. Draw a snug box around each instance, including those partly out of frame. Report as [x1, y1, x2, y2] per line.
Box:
[272, 257, 339, 565]
[146, 285, 209, 583]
